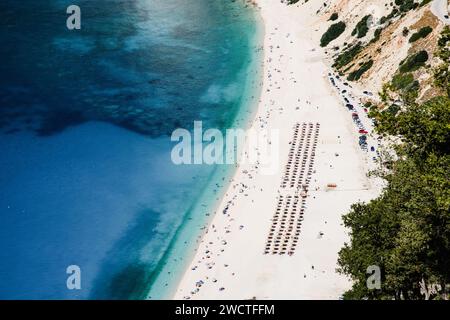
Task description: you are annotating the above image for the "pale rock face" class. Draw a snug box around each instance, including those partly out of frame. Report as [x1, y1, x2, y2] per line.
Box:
[312, 0, 446, 99]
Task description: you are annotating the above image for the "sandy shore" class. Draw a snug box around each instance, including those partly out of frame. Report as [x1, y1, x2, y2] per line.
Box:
[173, 0, 381, 300]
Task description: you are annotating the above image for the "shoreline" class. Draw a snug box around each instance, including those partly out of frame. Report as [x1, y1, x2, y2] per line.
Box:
[145, 1, 266, 300]
[173, 0, 381, 300]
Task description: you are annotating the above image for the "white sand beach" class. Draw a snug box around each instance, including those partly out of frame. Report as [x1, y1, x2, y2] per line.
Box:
[173, 0, 382, 300]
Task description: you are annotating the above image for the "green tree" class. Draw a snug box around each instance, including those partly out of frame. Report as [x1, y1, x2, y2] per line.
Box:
[329, 13, 339, 21]
[338, 95, 450, 300]
[320, 21, 346, 47]
[352, 15, 371, 38]
[374, 96, 450, 156]
[433, 26, 449, 97]
[409, 26, 433, 43]
[399, 50, 429, 73]
[338, 153, 450, 299]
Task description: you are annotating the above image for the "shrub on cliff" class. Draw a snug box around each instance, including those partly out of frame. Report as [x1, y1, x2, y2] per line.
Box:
[333, 43, 363, 69]
[352, 15, 371, 38]
[320, 21, 346, 47]
[347, 60, 373, 81]
[329, 13, 338, 21]
[399, 50, 429, 73]
[409, 26, 433, 43]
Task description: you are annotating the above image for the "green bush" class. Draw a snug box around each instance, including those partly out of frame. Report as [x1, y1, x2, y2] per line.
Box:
[420, 0, 433, 6]
[320, 21, 346, 47]
[333, 43, 363, 69]
[347, 60, 373, 81]
[434, 63, 450, 97]
[437, 26, 450, 60]
[402, 27, 409, 36]
[370, 28, 383, 44]
[409, 26, 433, 43]
[399, 50, 429, 73]
[390, 8, 400, 17]
[387, 103, 401, 115]
[434, 27, 450, 96]
[391, 73, 415, 90]
[396, 0, 418, 12]
[390, 72, 420, 104]
[352, 15, 371, 38]
[329, 13, 339, 21]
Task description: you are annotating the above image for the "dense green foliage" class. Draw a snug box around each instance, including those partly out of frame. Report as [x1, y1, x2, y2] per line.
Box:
[391, 73, 415, 90]
[437, 26, 450, 61]
[338, 95, 450, 300]
[434, 63, 450, 97]
[399, 50, 429, 73]
[433, 26, 450, 97]
[339, 32, 449, 298]
[409, 26, 433, 43]
[329, 12, 339, 21]
[380, 9, 399, 25]
[388, 73, 419, 103]
[377, 96, 450, 155]
[333, 43, 363, 69]
[352, 15, 371, 38]
[370, 28, 383, 44]
[378, 0, 422, 27]
[347, 60, 373, 81]
[338, 25, 450, 299]
[320, 21, 346, 47]
[396, 0, 419, 12]
[419, 0, 433, 7]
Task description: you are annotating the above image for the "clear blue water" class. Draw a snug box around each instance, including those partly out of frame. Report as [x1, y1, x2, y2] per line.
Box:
[0, 0, 262, 299]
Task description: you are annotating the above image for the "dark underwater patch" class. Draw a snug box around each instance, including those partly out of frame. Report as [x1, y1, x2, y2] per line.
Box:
[88, 207, 171, 300]
[37, 110, 86, 136]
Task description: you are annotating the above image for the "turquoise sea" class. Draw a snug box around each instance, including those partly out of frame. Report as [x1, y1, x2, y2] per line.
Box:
[0, 0, 263, 299]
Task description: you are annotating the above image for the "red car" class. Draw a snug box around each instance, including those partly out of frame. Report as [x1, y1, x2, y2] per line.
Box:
[359, 129, 368, 134]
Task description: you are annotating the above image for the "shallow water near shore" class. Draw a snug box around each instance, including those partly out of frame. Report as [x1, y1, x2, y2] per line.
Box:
[0, 0, 262, 299]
